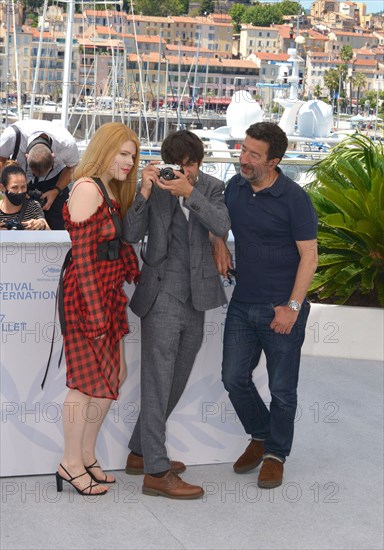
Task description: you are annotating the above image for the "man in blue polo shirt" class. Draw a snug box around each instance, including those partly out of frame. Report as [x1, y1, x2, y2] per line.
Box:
[213, 122, 318, 489]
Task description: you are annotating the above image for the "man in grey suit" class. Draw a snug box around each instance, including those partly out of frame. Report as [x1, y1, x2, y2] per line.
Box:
[123, 130, 230, 499]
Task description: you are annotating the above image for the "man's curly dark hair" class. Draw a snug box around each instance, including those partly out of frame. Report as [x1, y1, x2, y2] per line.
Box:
[246, 122, 288, 161]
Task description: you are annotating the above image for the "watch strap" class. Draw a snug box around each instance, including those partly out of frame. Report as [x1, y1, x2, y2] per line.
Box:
[288, 299, 301, 311]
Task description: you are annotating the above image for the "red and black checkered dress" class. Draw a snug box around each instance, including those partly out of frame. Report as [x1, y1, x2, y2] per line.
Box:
[62, 197, 139, 400]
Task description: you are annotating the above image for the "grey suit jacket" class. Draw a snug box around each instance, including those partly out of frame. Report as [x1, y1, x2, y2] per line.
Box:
[123, 170, 231, 318]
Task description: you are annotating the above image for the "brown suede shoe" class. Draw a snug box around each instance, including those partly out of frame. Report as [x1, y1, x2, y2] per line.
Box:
[258, 458, 284, 489]
[125, 452, 186, 475]
[142, 471, 204, 499]
[233, 440, 265, 474]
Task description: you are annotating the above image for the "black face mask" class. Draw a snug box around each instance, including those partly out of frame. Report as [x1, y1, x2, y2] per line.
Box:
[5, 191, 27, 206]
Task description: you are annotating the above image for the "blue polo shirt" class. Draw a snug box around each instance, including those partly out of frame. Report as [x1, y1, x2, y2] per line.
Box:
[225, 168, 318, 304]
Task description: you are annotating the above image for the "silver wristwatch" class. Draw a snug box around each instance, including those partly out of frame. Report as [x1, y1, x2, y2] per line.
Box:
[288, 300, 301, 312]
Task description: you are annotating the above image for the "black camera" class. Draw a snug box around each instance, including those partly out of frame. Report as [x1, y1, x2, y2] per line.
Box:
[157, 164, 184, 181]
[226, 268, 238, 285]
[28, 189, 47, 206]
[5, 219, 24, 230]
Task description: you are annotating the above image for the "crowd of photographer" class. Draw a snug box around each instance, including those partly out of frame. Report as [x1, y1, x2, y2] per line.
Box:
[0, 161, 50, 230]
[0, 119, 79, 229]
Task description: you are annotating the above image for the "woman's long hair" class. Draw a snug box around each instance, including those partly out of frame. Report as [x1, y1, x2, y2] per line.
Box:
[74, 123, 140, 216]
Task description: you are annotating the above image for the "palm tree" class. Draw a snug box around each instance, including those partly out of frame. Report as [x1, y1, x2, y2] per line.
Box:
[353, 72, 367, 111]
[338, 45, 354, 113]
[324, 68, 339, 106]
[347, 73, 355, 114]
[314, 84, 322, 99]
[306, 134, 384, 306]
[340, 45, 353, 64]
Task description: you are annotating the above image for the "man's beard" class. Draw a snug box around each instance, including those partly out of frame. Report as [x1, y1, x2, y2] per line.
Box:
[240, 164, 264, 183]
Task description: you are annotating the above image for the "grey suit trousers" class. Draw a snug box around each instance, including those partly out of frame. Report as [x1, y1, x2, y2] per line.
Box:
[129, 291, 205, 474]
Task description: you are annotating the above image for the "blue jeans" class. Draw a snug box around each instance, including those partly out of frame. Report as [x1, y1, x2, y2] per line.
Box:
[222, 299, 311, 461]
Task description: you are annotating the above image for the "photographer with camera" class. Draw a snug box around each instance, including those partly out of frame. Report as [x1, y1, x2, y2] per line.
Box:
[0, 120, 80, 229]
[123, 130, 230, 499]
[0, 162, 50, 230]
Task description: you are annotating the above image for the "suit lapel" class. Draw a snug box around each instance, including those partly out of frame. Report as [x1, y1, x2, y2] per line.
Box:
[153, 186, 177, 232]
[188, 171, 207, 237]
[194, 171, 206, 196]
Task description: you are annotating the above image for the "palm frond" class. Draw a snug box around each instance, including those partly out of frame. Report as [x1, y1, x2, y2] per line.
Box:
[307, 133, 384, 307]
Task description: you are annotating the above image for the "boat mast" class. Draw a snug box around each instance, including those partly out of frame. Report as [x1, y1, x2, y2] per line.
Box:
[177, 41, 181, 131]
[203, 62, 208, 116]
[163, 58, 168, 140]
[129, 0, 150, 146]
[189, 31, 201, 116]
[155, 30, 162, 144]
[29, 0, 49, 119]
[12, 11, 22, 120]
[61, 0, 75, 128]
[3, 0, 11, 126]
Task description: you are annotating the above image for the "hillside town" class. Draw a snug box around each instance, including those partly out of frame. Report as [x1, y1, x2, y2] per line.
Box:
[0, 1, 383, 123]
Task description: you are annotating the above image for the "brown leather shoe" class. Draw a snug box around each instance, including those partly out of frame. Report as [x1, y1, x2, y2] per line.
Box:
[142, 471, 204, 499]
[258, 458, 284, 488]
[233, 440, 265, 473]
[125, 452, 186, 475]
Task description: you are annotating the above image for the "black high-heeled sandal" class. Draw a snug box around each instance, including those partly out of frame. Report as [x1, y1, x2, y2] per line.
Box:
[85, 460, 116, 484]
[56, 463, 108, 495]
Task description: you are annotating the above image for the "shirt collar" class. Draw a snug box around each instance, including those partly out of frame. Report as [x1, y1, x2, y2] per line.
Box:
[237, 167, 285, 197]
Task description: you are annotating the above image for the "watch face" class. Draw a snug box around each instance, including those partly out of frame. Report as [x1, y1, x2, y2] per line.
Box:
[289, 300, 301, 311]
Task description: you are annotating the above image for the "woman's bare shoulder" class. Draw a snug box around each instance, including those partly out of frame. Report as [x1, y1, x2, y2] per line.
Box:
[68, 178, 103, 222]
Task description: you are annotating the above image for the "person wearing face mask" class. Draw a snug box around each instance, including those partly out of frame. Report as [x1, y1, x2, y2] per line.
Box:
[0, 161, 50, 230]
[0, 120, 80, 229]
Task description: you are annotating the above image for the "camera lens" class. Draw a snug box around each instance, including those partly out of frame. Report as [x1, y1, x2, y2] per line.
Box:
[160, 167, 175, 180]
[5, 219, 24, 230]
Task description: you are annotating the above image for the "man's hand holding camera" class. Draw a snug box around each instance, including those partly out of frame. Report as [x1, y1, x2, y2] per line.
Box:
[41, 188, 58, 211]
[157, 167, 193, 198]
[140, 161, 193, 200]
[140, 162, 158, 200]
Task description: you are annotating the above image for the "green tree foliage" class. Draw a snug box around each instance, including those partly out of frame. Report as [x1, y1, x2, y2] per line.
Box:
[243, 3, 283, 26]
[22, 0, 190, 15]
[359, 90, 384, 113]
[323, 68, 340, 99]
[313, 84, 322, 98]
[306, 134, 384, 306]
[199, 0, 215, 15]
[180, 0, 189, 14]
[279, 1, 305, 16]
[123, 0, 184, 17]
[230, 1, 304, 29]
[229, 3, 246, 33]
[353, 71, 366, 106]
[22, 0, 44, 11]
[340, 44, 353, 63]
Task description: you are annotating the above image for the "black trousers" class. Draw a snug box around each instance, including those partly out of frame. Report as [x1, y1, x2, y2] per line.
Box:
[28, 170, 69, 230]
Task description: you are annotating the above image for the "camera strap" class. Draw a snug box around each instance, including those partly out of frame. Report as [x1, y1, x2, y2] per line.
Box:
[41, 177, 123, 390]
[25, 133, 53, 154]
[10, 125, 21, 160]
[40, 258, 67, 390]
[15, 200, 29, 223]
[57, 177, 122, 333]
[93, 178, 122, 239]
